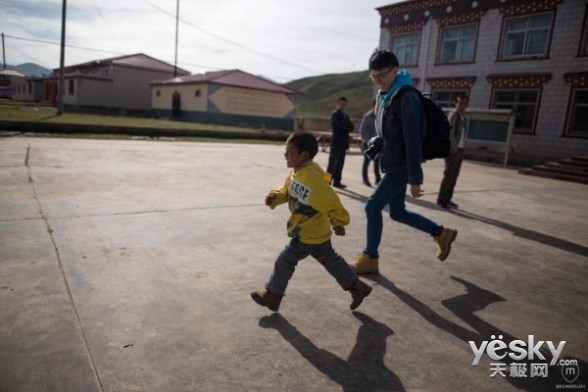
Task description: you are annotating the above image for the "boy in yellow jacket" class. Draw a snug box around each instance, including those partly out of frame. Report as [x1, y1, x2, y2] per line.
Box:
[251, 132, 372, 312]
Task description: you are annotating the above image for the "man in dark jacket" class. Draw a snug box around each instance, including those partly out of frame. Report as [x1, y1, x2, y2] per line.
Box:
[349, 49, 458, 274]
[327, 97, 354, 188]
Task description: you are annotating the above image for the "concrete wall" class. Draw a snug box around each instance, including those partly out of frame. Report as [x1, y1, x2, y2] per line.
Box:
[60, 66, 184, 111]
[151, 83, 209, 112]
[12, 78, 43, 102]
[151, 83, 298, 130]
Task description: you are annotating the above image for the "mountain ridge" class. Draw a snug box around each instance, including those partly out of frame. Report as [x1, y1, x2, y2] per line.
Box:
[286, 70, 375, 119]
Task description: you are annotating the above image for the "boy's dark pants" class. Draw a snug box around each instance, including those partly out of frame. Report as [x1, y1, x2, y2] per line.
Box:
[266, 239, 357, 295]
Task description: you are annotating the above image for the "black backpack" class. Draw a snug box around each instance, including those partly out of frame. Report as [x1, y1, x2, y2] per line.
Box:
[390, 86, 451, 161]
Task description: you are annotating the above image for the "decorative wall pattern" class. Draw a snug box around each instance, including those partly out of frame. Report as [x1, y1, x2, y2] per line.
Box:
[563, 72, 588, 88]
[426, 77, 477, 89]
[486, 73, 552, 88]
[499, 0, 564, 16]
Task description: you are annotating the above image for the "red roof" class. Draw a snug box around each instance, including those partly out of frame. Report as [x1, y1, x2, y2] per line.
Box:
[59, 53, 190, 75]
[151, 69, 301, 95]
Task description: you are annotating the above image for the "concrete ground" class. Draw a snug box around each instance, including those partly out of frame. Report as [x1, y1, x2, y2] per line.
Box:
[0, 135, 586, 392]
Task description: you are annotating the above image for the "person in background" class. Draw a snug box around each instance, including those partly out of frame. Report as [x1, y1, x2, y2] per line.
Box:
[348, 49, 458, 275]
[437, 95, 469, 209]
[360, 98, 381, 187]
[327, 97, 354, 188]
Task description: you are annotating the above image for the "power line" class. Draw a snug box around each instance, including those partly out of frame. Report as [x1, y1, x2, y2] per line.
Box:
[3, 34, 126, 56]
[3, 33, 212, 70]
[4, 33, 301, 82]
[139, 0, 326, 75]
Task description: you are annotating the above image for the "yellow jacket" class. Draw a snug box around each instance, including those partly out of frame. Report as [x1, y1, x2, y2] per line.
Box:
[267, 161, 350, 244]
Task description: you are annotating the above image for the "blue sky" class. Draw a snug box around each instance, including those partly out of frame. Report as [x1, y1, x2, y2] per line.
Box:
[0, 0, 399, 82]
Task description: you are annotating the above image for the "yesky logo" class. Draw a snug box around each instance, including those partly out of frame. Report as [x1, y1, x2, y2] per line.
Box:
[469, 335, 566, 366]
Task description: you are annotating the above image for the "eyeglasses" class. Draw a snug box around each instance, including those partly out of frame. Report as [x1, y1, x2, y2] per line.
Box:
[369, 68, 393, 82]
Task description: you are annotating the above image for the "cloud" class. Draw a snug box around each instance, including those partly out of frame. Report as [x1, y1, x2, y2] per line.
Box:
[2, 0, 396, 81]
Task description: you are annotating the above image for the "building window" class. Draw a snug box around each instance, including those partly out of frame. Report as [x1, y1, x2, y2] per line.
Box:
[392, 32, 420, 66]
[492, 89, 540, 134]
[195, 89, 201, 98]
[156, 90, 161, 97]
[68, 79, 74, 95]
[500, 13, 553, 60]
[432, 90, 469, 109]
[566, 89, 588, 138]
[580, 6, 588, 56]
[28, 82, 32, 94]
[438, 24, 477, 64]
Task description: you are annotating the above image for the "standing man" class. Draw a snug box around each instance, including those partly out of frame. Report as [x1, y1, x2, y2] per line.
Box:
[349, 49, 458, 274]
[327, 97, 354, 188]
[437, 95, 469, 209]
[360, 98, 381, 187]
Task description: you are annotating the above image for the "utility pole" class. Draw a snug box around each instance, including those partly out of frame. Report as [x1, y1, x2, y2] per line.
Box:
[2, 33, 6, 69]
[58, 0, 67, 115]
[174, 0, 179, 77]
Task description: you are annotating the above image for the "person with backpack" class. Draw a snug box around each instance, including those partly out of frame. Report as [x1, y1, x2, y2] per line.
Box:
[349, 49, 458, 274]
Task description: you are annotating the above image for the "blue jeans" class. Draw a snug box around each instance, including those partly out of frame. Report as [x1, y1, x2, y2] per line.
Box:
[266, 239, 358, 295]
[363, 171, 440, 257]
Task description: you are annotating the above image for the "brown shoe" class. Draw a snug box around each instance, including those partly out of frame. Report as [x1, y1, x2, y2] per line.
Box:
[251, 290, 283, 311]
[433, 227, 458, 261]
[348, 279, 372, 310]
[349, 252, 379, 274]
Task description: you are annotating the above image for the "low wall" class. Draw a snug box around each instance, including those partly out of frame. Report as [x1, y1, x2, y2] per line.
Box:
[0, 120, 290, 142]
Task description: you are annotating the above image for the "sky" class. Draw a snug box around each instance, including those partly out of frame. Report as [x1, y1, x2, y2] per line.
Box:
[0, 0, 401, 83]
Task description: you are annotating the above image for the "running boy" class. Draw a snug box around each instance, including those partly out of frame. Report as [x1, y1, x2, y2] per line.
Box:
[251, 132, 372, 312]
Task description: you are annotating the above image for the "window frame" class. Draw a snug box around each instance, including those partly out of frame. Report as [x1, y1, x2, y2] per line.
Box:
[579, 5, 588, 57]
[391, 31, 421, 67]
[431, 90, 469, 109]
[564, 88, 588, 138]
[490, 88, 541, 135]
[498, 12, 554, 61]
[436, 23, 479, 65]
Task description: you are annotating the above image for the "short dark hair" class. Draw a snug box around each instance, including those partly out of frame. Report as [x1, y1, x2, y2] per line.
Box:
[337, 96, 348, 102]
[369, 48, 399, 70]
[456, 94, 469, 101]
[287, 132, 319, 159]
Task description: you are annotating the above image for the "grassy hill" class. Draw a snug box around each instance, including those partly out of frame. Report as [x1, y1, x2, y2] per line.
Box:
[286, 70, 375, 120]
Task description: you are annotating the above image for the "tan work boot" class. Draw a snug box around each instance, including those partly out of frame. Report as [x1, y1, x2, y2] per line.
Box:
[433, 227, 458, 261]
[348, 279, 372, 310]
[251, 290, 283, 312]
[349, 252, 379, 274]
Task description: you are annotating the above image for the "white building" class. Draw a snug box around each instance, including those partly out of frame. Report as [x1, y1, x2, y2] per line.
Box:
[376, 0, 588, 161]
[151, 69, 301, 130]
[55, 53, 189, 111]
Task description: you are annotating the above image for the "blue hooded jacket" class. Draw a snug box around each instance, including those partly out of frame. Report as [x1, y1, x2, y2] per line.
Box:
[375, 70, 426, 185]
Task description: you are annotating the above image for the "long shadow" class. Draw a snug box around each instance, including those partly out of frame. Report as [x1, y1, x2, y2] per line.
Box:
[259, 312, 405, 392]
[449, 208, 588, 257]
[338, 186, 588, 258]
[366, 274, 587, 390]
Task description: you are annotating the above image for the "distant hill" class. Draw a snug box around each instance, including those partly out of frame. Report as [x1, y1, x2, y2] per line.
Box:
[286, 70, 375, 120]
[6, 63, 51, 77]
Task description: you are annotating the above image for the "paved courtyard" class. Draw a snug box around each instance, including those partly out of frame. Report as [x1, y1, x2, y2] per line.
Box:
[0, 135, 586, 392]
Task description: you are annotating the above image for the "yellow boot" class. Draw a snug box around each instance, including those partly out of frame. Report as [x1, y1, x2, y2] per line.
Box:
[349, 253, 379, 274]
[434, 227, 458, 261]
